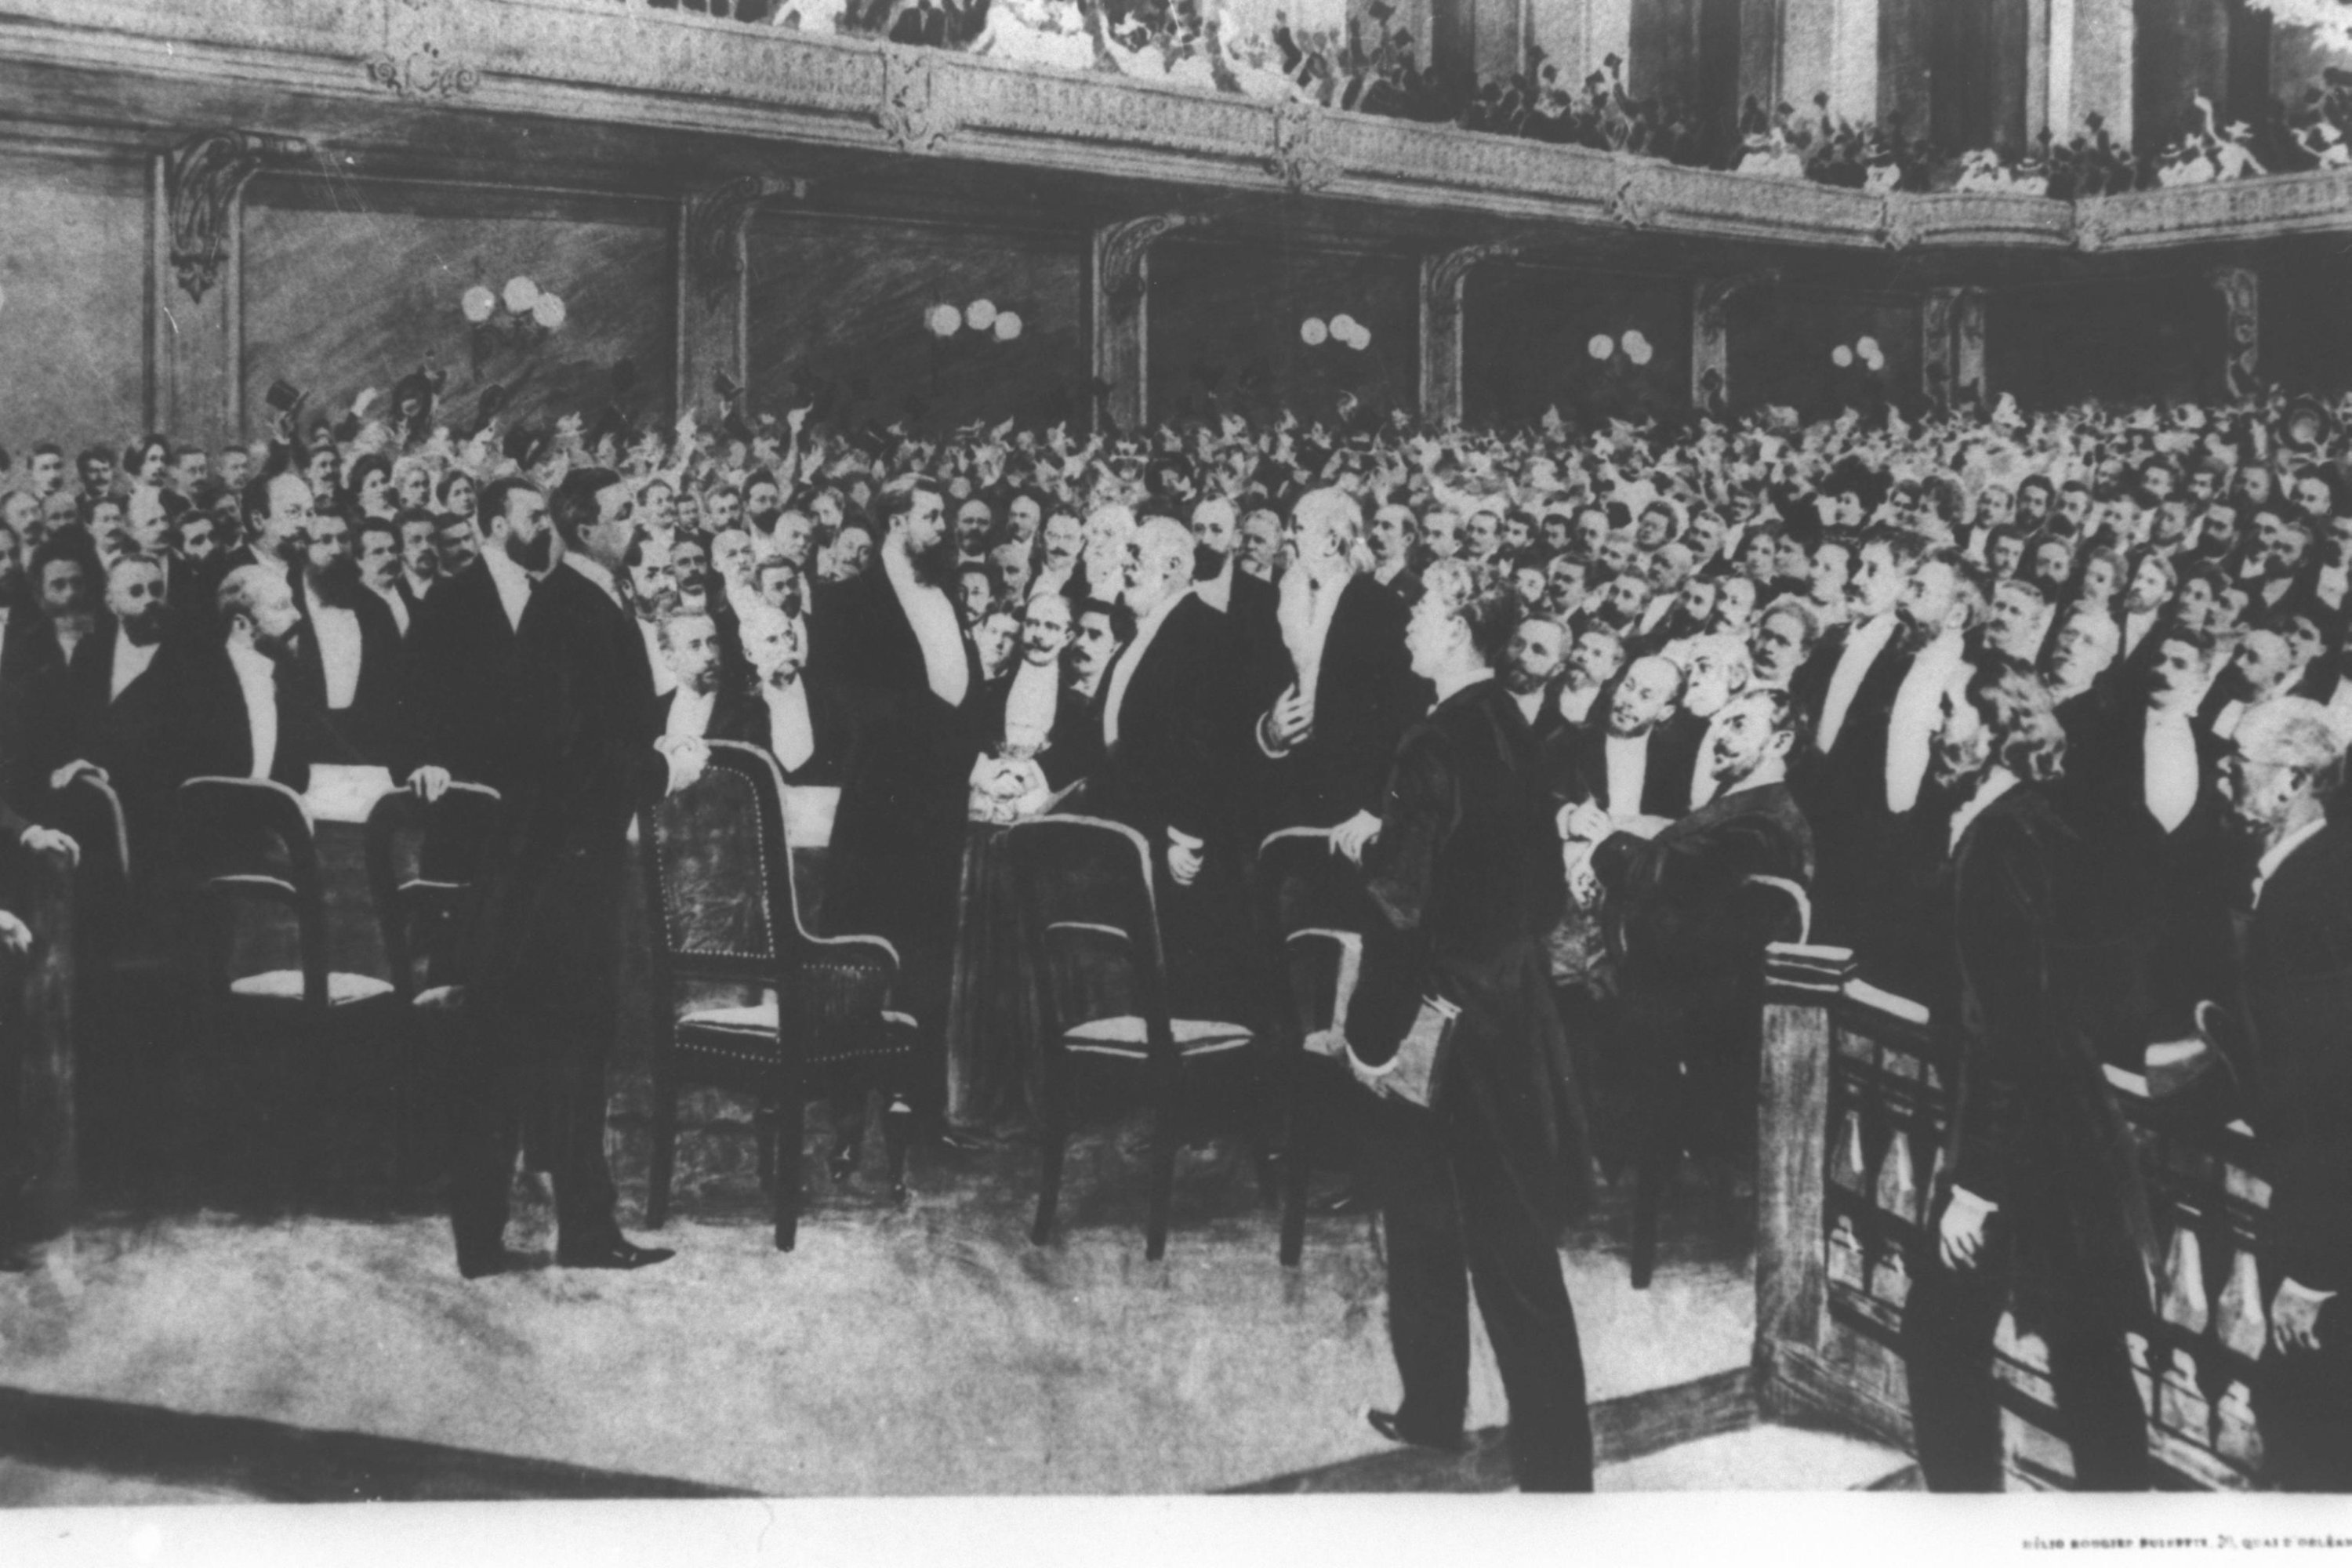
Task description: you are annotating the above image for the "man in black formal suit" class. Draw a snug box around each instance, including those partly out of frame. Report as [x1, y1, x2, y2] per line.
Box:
[1791, 525, 1929, 946]
[1900, 658, 2156, 1493]
[971, 590, 1099, 793]
[1501, 612, 1570, 750]
[652, 604, 756, 746]
[1543, 653, 1697, 823]
[195, 471, 312, 626]
[808, 477, 981, 1123]
[172, 565, 361, 791]
[446, 470, 702, 1278]
[1584, 688, 1815, 1191]
[1336, 580, 1594, 1492]
[289, 510, 405, 767]
[1187, 495, 1284, 712]
[2222, 699, 2352, 1491]
[1366, 502, 1421, 604]
[731, 601, 856, 786]
[356, 517, 416, 640]
[401, 484, 544, 800]
[1254, 488, 1424, 832]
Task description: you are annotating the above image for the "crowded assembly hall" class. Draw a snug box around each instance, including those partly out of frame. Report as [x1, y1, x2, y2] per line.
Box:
[3, 0, 2352, 1518]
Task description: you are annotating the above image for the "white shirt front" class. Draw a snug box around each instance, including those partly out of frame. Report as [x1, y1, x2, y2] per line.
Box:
[2122, 608, 2161, 659]
[310, 601, 364, 711]
[1513, 688, 1544, 728]
[1817, 612, 1896, 755]
[1276, 564, 1350, 703]
[1003, 655, 1062, 754]
[641, 619, 676, 696]
[1194, 555, 1235, 615]
[764, 678, 815, 774]
[880, 537, 970, 709]
[227, 641, 278, 780]
[1602, 731, 1650, 818]
[2143, 708, 2201, 833]
[110, 627, 159, 702]
[371, 583, 411, 637]
[1105, 588, 1189, 750]
[664, 684, 716, 741]
[483, 546, 533, 633]
[1885, 631, 1965, 815]
[1559, 683, 1601, 726]
[2253, 815, 2328, 909]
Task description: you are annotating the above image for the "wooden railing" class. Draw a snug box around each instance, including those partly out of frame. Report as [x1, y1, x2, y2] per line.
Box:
[1755, 945, 2273, 1490]
[6, 0, 2351, 252]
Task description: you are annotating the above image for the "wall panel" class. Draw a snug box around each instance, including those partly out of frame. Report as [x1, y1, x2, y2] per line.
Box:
[0, 149, 149, 454]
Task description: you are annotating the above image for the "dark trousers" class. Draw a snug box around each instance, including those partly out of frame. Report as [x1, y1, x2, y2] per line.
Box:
[1366, 1090, 1595, 1491]
[2257, 1301, 2352, 1491]
[1900, 1195, 2151, 1490]
[449, 1002, 621, 1260]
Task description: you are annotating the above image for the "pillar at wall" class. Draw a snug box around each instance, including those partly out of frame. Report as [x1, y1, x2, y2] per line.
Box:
[1419, 243, 1519, 426]
[1087, 215, 1199, 434]
[151, 129, 309, 448]
[678, 176, 799, 419]
[1777, 0, 1878, 118]
[2070, 0, 2133, 144]
[1692, 272, 1775, 412]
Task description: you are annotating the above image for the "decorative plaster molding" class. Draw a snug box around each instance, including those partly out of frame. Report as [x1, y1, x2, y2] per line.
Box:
[1268, 100, 1338, 194]
[1425, 241, 1523, 300]
[2210, 267, 2259, 398]
[1097, 214, 1200, 300]
[365, 0, 480, 99]
[165, 129, 310, 302]
[1606, 163, 1661, 230]
[877, 48, 953, 154]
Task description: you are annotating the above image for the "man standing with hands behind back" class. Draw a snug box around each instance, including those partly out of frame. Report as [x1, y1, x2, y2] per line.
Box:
[441, 470, 709, 1279]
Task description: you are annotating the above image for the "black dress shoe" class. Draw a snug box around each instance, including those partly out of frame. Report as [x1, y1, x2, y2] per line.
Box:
[1367, 1409, 1469, 1454]
[554, 1236, 676, 1270]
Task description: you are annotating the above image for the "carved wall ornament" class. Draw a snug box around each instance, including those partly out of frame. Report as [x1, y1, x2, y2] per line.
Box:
[366, 0, 481, 99]
[2210, 267, 2260, 397]
[1606, 163, 1660, 230]
[878, 49, 953, 154]
[165, 129, 311, 303]
[2073, 203, 2114, 253]
[1268, 100, 1339, 194]
[1876, 195, 1924, 251]
[686, 176, 798, 289]
[1097, 214, 1199, 302]
[1425, 240, 1523, 301]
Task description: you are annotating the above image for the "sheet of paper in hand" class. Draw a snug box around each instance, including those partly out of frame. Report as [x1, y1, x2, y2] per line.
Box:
[1345, 993, 1461, 1109]
[303, 764, 397, 824]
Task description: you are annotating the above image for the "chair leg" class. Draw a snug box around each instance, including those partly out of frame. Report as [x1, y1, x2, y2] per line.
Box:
[753, 1105, 777, 1195]
[1145, 1055, 1178, 1263]
[646, 1065, 678, 1231]
[773, 1067, 804, 1252]
[882, 1093, 912, 1206]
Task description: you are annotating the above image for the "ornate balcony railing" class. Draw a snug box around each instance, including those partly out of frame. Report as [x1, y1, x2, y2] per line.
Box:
[1757, 946, 2274, 1490]
[5, 0, 2350, 253]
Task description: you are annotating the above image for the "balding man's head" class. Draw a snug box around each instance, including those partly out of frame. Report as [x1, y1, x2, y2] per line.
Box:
[1125, 517, 1198, 615]
[1608, 655, 1682, 738]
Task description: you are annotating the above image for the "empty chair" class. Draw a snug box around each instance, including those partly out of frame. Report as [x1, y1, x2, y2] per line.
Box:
[175, 775, 402, 1192]
[1257, 825, 1381, 1266]
[1003, 814, 1264, 1262]
[637, 739, 913, 1251]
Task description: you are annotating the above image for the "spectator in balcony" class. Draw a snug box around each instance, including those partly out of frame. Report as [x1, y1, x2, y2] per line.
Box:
[2221, 698, 2352, 1491]
[1900, 658, 2156, 1493]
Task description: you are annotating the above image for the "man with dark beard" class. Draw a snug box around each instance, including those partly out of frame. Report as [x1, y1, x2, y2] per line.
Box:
[448, 469, 702, 1279]
[1501, 612, 1570, 748]
[175, 564, 358, 789]
[1187, 495, 1283, 712]
[290, 510, 404, 765]
[1898, 658, 2156, 1493]
[810, 477, 982, 1134]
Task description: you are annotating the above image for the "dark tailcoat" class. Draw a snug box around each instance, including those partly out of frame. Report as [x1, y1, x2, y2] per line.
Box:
[1540, 718, 1699, 820]
[21, 627, 192, 874]
[1791, 620, 1918, 946]
[1086, 594, 1248, 850]
[400, 559, 534, 795]
[713, 674, 862, 789]
[2051, 684, 2238, 1062]
[971, 666, 1102, 792]
[2241, 818, 2352, 1490]
[1900, 783, 2158, 1493]
[171, 640, 361, 793]
[1345, 677, 1595, 1491]
[1254, 573, 1427, 832]
[289, 575, 408, 768]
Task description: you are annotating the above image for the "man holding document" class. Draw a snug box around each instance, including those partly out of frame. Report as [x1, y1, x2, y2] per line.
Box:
[1324, 560, 1596, 1493]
